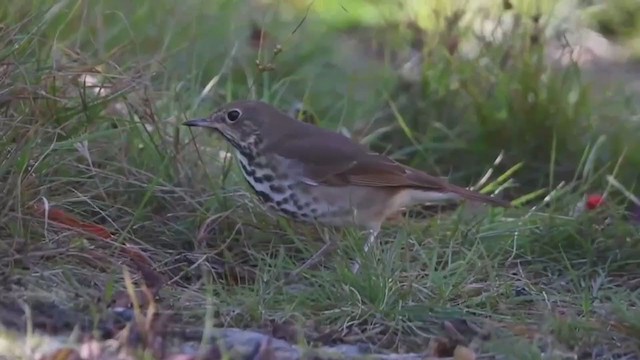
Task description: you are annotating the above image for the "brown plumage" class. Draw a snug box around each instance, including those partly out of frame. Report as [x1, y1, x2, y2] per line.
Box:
[263, 129, 509, 207]
[184, 100, 510, 275]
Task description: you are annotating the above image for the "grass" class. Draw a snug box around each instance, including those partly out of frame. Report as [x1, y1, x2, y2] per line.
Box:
[1, 0, 640, 359]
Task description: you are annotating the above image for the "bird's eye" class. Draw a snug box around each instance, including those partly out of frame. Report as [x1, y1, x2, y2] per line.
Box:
[226, 109, 241, 122]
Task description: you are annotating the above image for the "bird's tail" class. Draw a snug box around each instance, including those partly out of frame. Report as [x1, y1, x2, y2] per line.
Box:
[446, 184, 511, 208]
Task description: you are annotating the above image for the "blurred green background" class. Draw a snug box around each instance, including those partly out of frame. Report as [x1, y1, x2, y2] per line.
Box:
[5, 1, 640, 191]
[5, 0, 639, 198]
[2, 0, 640, 356]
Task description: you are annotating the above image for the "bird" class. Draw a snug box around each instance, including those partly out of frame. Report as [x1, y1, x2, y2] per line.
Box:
[183, 100, 511, 276]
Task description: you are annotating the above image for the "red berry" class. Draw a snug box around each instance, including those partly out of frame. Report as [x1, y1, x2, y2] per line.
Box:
[586, 194, 604, 210]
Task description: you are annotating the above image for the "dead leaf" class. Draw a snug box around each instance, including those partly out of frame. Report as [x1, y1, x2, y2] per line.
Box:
[40, 348, 82, 360]
[453, 345, 477, 360]
[427, 337, 455, 357]
[31, 202, 114, 240]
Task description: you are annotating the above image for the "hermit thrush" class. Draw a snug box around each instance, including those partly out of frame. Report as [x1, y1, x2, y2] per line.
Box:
[184, 100, 510, 275]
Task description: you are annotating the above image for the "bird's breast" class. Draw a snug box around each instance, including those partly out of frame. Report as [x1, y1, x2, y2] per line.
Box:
[233, 152, 398, 230]
[235, 152, 312, 221]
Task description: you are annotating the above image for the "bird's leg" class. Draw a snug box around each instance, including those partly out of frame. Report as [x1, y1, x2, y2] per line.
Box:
[288, 228, 338, 280]
[350, 229, 379, 274]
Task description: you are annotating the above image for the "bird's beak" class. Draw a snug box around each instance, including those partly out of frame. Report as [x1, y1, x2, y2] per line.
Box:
[182, 118, 212, 128]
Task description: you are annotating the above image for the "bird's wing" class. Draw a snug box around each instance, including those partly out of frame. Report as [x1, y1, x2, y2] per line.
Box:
[265, 132, 510, 207]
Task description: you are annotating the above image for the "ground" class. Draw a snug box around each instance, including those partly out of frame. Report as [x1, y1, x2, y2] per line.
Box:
[1, 0, 640, 359]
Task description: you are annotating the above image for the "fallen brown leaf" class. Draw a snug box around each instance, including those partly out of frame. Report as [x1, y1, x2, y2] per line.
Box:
[453, 345, 477, 360]
[40, 348, 82, 360]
